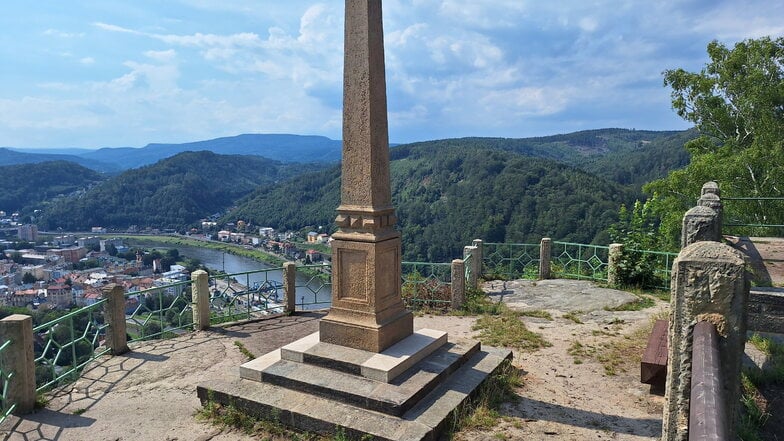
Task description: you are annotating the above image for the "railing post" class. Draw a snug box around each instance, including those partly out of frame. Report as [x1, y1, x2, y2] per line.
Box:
[539, 238, 552, 280]
[472, 239, 483, 279]
[102, 284, 129, 355]
[451, 259, 466, 310]
[463, 246, 478, 290]
[607, 243, 623, 287]
[284, 262, 297, 314]
[0, 315, 36, 414]
[662, 241, 748, 441]
[191, 270, 210, 331]
[681, 206, 720, 248]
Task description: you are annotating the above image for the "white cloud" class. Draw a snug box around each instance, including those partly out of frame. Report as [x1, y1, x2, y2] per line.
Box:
[92, 22, 139, 35]
[43, 29, 84, 38]
[144, 50, 177, 62]
[80, 57, 95, 65]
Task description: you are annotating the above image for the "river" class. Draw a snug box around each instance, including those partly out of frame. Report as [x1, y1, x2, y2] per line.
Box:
[134, 241, 332, 310]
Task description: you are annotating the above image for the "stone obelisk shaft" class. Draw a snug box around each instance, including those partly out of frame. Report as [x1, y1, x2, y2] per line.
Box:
[319, 0, 413, 352]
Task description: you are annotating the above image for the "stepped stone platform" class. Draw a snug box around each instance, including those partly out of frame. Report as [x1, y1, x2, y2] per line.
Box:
[197, 330, 511, 441]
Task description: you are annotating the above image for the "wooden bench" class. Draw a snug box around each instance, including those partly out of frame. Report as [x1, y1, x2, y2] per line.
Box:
[641, 319, 668, 391]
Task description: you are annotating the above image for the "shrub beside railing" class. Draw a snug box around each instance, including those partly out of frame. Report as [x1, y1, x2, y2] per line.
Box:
[401, 262, 452, 311]
[480, 239, 676, 291]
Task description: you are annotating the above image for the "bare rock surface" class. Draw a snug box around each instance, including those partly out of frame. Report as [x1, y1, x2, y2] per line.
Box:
[484, 279, 640, 313]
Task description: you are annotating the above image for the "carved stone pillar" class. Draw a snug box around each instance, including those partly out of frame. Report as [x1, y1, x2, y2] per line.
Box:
[319, 0, 413, 352]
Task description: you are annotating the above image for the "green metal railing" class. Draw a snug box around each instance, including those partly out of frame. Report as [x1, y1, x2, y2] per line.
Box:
[33, 302, 110, 392]
[127, 279, 194, 342]
[552, 242, 609, 282]
[0, 338, 15, 425]
[722, 197, 784, 234]
[209, 269, 285, 325]
[482, 242, 540, 280]
[401, 262, 452, 310]
[295, 264, 332, 310]
[626, 248, 679, 291]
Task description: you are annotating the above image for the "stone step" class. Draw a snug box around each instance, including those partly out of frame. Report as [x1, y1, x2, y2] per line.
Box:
[280, 329, 448, 382]
[198, 345, 512, 441]
[244, 339, 480, 416]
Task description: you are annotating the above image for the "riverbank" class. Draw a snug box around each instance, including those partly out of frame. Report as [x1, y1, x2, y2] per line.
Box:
[107, 234, 330, 281]
[110, 235, 287, 266]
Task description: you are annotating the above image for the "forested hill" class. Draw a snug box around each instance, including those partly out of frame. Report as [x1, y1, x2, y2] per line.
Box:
[226, 144, 635, 261]
[399, 128, 697, 188]
[0, 161, 107, 213]
[39, 151, 322, 230]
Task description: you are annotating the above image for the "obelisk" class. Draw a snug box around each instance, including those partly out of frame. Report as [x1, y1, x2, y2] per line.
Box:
[319, 0, 413, 352]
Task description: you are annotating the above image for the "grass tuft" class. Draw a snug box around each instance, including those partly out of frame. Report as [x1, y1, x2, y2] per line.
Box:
[562, 311, 583, 324]
[234, 340, 256, 361]
[604, 295, 655, 312]
[518, 309, 554, 321]
[473, 310, 551, 352]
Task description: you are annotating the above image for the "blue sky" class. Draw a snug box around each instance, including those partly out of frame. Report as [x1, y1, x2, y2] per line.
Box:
[1, 1, 782, 149]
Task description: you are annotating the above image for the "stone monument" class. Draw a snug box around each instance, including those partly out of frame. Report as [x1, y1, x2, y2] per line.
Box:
[319, 0, 413, 352]
[197, 2, 511, 438]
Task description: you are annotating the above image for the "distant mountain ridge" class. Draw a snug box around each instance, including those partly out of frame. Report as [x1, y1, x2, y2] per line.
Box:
[5, 134, 342, 172]
[2, 129, 695, 177]
[0, 148, 120, 173]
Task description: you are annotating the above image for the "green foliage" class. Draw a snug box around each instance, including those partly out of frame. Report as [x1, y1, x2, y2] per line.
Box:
[233, 341, 256, 361]
[649, 37, 784, 242]
[603, 296, 655, 311]
[459, 287, 505, 316]
[473, 310, 551, 351]
[40, 151, 320, 230]
[609, 197, 670, 288]
[22, 272, 37, 284]
[0, 160, 106, 213]
[229, 144, 634, 262]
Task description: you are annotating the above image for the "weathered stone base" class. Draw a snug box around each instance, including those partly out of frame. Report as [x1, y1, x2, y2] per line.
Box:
[197, 332, 511, 440]
[319, 308, 414, 353]
[748, 288, 784, 334]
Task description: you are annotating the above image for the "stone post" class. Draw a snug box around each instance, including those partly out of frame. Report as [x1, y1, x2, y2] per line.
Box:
[320, 0, 413, 352]
[662, 241, 748, 441]
[463, 246, 478, 290]
[191, 270, 210, 331]
[451, 259, 466, 310]
[539, 238, 552, 280]
[698, 193, 723, 236]
[472, 239, 483, 279]
[283, 262, 297, 314]
[0, 315, 35, 414]
[607, 243, 624, 287]
[701, 181, 720, 197]
[102, 284, 128, 355]
[681, 206, 720, 248]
